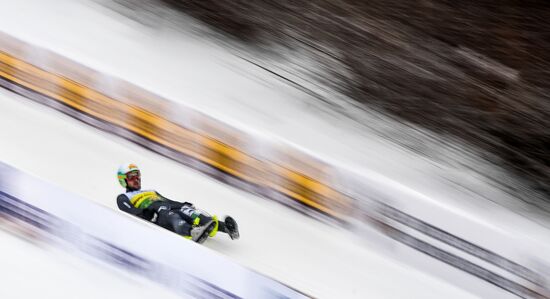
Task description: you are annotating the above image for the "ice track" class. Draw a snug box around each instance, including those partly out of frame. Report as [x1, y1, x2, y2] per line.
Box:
[0, 87, 479, 298]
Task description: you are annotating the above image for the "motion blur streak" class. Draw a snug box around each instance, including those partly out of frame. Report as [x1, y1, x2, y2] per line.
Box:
[0, 88, 480, 298]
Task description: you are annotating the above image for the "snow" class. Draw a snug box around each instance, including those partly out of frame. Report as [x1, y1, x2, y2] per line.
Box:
[0, 85, 480, 299]
[0, 224, 185, 299]
[0, 0, 544, 229]
[0, 0, 542, 297]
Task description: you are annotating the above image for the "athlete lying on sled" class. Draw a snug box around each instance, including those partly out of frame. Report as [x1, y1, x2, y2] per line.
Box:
[116, 163, 239, 244]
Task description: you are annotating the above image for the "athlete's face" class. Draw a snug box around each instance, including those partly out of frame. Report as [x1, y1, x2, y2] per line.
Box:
[126, 171, 141, 190]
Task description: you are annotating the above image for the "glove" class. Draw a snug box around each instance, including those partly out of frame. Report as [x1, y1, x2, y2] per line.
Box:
[182, 202, 195, 209]
[156, 205, 169, 213]
[147, 201, 171, 213]
[146, 202, 170, 223]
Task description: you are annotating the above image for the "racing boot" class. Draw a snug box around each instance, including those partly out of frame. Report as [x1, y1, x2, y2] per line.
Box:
[190, 219, 216, 244]
[223, 216, 239, 240]
[209, 215, 219, 238]
[182, 206, 218, 236]
[191, 212, 219, 238]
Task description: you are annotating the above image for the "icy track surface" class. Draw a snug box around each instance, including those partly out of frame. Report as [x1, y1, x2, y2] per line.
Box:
[0, 93, 480, 299]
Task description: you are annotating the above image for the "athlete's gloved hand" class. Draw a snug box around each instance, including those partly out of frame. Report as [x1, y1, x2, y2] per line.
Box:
[156, 205, 168, 213]
[182, 202, 195, 209]
[146, 202, 170, 214]
[146, 203, 169, 223]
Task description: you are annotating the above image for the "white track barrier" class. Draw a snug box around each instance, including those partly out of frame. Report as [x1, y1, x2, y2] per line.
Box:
[0, 162, 308, 299]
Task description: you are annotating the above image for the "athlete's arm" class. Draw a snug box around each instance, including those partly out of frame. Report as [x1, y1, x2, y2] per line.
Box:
[117, 194, 143, 216]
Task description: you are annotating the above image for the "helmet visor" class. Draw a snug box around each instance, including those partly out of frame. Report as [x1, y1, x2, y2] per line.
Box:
[126, 170, 140, 181]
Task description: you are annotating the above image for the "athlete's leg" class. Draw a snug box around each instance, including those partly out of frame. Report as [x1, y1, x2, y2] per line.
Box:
[177, 206, 213, 225]
[156, 209, 192, 236]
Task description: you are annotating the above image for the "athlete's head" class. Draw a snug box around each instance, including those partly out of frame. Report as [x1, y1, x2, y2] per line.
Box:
[117, 163, 141, 191]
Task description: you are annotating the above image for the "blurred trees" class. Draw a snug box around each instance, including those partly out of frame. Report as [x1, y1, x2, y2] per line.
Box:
[160, 0, 550, 204]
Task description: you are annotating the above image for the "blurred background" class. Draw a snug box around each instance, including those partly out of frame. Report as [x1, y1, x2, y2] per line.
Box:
[111, 0, 550, 213]
[1, 0, 549, 298]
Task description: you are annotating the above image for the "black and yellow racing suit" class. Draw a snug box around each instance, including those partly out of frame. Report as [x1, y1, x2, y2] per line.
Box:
[117, 189, 196, 236]
[117, 189, 232, 239]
